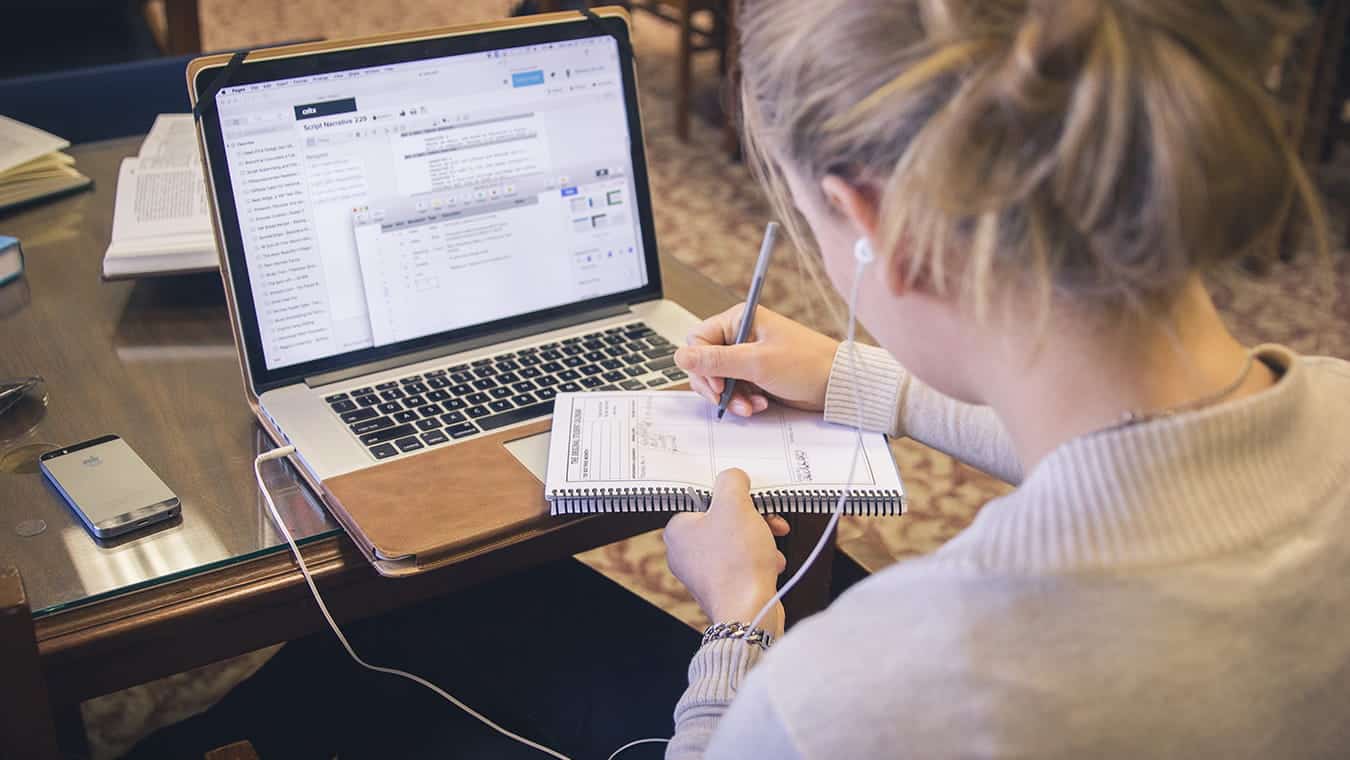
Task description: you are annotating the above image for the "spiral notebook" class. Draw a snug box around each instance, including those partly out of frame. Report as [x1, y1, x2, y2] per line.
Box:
[543, 391, 905, 515]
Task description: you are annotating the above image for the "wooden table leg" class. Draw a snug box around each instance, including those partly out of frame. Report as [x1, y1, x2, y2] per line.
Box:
[720, 0, 742, 159]
[779, 514, 836, 628]
[676, 1, 694, 141]
[0, 566, 60, 760]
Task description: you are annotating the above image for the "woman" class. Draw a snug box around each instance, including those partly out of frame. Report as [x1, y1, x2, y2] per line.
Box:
[660, 0, 1350, 757]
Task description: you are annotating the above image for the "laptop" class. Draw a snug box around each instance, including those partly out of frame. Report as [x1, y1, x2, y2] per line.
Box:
[187, 9, 701, 575]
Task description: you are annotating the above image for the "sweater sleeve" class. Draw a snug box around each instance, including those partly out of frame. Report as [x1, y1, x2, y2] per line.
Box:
[823, 342, 1024, 485]
[666, 640, 801, 760]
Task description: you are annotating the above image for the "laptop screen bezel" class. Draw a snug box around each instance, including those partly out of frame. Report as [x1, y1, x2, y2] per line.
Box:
[194, 14, 663, 394]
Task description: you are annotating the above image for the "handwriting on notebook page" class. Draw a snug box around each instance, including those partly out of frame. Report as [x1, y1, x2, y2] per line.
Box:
[561, 392, 879, 490]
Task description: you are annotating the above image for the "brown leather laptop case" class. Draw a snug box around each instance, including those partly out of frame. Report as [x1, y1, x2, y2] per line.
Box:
[321, 419, 556, 570]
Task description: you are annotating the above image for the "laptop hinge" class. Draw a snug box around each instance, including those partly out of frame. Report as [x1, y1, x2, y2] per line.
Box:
[304, 304, 632, 388]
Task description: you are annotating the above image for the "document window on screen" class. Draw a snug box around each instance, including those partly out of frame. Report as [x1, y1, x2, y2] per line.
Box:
[215, 37, 648, 371]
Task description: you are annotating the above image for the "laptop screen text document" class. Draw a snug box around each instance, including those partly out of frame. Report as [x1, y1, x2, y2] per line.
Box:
[213, 36, 648, 373]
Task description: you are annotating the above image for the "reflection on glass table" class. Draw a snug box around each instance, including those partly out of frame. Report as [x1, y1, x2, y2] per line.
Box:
[0, 375, 45, 427]
[4, 424, 342, 618]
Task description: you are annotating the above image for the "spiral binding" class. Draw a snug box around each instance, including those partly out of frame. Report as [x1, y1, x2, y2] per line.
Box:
[547, 486, 905, 516]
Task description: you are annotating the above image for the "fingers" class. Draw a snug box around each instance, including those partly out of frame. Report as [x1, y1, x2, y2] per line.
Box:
[688, 370, 767, 418]
[684, 302, 778, 354]
[679, 303, 779, 417]
[725, 395, 752, 417]
[675, 343, 763, 383]
[710, 467, 752, 510]
[665, 511, 698, 532]
[685, 303, 746, 348]
[764, 514, 791, 537]
[687, 372, 722, 403]
[742, 394, 770, 415]
[662, 511, 699, 546]
[723, 392, 765, 418]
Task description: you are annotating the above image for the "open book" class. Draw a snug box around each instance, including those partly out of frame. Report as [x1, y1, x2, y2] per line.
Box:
[0, 115, 91, 212]
[103, 115, 217, 279]
[543, 391, 905, 515]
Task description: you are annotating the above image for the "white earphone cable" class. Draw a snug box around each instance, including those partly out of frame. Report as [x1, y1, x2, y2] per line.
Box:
[605, 737, 671, 760]
[610, 237, 878, 759]
[253, 448, 572, 760]
[746, 237, 873, 633]
[253, 238, 876, 760]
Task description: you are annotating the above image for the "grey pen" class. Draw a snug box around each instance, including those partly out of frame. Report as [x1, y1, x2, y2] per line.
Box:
[716, 221, 779, 420]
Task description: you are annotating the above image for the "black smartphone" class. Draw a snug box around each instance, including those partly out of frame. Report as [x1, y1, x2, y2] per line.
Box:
[39, 435, 181, 539]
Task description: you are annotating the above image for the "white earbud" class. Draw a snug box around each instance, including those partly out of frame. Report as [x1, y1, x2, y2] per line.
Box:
[853, 236, 875, 265]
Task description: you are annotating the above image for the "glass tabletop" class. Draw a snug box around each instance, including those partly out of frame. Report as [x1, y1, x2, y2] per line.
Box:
[0, 137, 340, 617]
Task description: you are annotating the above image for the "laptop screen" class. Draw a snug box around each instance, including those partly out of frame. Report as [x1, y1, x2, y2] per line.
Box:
[211, 33, 650, 374]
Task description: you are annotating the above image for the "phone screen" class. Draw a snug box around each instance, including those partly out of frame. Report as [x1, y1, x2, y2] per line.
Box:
[41, 435, 179, 537]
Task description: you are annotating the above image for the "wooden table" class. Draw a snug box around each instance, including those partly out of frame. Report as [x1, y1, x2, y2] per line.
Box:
[0, 136, 836, 757]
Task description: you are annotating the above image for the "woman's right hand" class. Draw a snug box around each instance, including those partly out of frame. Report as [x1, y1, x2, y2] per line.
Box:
[674, 304, 840, 417]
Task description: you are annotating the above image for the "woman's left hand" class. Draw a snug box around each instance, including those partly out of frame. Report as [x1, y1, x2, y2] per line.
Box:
[664, 468, 791, 638]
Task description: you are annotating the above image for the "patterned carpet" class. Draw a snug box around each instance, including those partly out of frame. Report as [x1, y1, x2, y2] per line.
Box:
[83, 2, 1350, 756]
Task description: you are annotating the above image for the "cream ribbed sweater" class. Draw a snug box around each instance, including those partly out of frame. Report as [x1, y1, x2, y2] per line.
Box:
[667, 343, 1350, 759]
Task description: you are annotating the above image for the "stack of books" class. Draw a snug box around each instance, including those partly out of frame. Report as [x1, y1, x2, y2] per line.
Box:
[0, 115, 91, 212]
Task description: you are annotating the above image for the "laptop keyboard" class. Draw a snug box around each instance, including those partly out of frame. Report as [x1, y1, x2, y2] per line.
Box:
[321, 322, 685, 460]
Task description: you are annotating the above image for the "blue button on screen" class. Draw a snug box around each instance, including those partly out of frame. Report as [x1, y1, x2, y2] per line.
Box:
[561, 186, 578, 197]
[511, 70, 545, 87]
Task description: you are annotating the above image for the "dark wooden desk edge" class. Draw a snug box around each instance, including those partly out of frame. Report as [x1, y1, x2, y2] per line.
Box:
[31, 511, 667, 704]
[1, 568, 61, 758]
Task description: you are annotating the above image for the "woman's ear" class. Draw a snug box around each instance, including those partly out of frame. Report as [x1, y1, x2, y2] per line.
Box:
[820, 175, 908, 296]
[819, 175, 878, 239]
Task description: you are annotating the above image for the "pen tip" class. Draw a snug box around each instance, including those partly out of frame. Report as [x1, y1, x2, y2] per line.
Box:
[716, 408, 726, 420]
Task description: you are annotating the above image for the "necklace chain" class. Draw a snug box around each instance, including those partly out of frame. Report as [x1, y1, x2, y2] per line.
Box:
[1116, 351, 1256, 429]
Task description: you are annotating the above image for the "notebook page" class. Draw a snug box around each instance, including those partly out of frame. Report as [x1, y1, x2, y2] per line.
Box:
[544, 391, 902, 494]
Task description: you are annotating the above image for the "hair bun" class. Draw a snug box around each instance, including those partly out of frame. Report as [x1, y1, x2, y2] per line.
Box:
[999, 0, 1104, 109]
[736, 0, 1327, 316]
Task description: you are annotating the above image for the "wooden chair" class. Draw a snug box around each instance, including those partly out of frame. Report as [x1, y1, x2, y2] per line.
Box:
[1273, 0, 1350, 259]
[629, 0, 733, 141]
[1326, 62, 1350, 248]
[529, 1, 739, 147]
[143, 0, 205, 55]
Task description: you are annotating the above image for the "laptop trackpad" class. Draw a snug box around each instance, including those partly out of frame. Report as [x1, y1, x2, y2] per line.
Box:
[503, 431, 550, 483]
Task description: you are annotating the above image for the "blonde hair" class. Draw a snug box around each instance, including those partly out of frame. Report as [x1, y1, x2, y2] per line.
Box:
[738, 0, 1329, 321]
